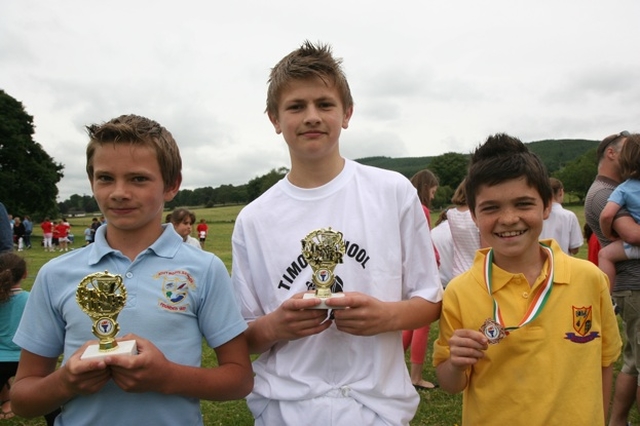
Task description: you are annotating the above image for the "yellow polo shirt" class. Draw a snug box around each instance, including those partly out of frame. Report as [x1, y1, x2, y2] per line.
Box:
[434, 239, 621, 426]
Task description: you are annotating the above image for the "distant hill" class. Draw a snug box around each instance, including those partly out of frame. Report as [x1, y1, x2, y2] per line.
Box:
[356, 139, 599, 178]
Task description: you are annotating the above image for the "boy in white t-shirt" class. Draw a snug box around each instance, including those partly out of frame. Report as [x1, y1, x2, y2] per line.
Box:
[232, 41, 442, 425]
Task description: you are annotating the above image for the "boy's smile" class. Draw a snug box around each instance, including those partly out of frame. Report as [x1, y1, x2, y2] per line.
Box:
[472, 177, 550, 268]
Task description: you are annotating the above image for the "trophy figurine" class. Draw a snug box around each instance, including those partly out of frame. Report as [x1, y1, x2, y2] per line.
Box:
[301, 227, 346, 309]
[76, 271, 137, 360]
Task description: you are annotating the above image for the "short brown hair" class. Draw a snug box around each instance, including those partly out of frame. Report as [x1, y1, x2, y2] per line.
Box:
[596, 131, 629, 162]
[266, 41, 354, 118]
[170, 208, 192, 225]
[85, 114, 182, 189]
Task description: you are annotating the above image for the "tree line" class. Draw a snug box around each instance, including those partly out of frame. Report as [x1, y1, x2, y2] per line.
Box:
[1, 89, 598, 221]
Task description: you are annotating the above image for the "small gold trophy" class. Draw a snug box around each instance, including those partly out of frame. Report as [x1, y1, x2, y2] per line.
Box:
[301, 228, 346, 309]
[76, 271, 137, 360]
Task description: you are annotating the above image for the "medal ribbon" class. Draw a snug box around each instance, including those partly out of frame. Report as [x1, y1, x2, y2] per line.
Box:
[483, 243, 554, 331]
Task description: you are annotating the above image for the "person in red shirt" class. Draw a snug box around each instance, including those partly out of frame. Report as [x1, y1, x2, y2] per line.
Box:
[54, 220, 69, 252]
[40, 218, 54, 252]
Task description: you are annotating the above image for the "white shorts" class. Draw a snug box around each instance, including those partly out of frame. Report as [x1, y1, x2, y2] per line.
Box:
[253, 388, 396, 426]
[623, 242, 640, 259]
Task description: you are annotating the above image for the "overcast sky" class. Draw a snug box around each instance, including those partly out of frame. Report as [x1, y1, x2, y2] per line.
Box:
[2, 1, 639, 201]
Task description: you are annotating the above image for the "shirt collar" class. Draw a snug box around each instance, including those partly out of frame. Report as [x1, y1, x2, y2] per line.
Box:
[87, 223, 184, 265]
[471, 239, 569, 293]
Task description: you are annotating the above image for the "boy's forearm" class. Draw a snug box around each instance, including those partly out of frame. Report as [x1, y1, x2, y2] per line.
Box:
[435, 361, 468, 394]
[11, 364, 76, 418]
[387, 297, 441, 331]
[161, 360, 253, 401]
[244, 315, 278, 354]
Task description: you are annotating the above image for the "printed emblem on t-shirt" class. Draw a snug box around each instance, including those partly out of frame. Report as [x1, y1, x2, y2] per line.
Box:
[155, 270, 195, 313]
[564, 305, 600, 343]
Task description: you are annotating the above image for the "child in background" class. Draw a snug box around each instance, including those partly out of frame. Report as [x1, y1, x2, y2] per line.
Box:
[83, 225, 93, 246]
[11, 114, 252, 425]
[402, 169, 439, 390]
[434, 133, 620, 425]
[40, 218, 53, 252]
[197, 219, 208, 250]
[584, 223, 601, 266]
[0, 252, 29, 420]
[599, 134, 640, 291]
[170, 208, 201, 249]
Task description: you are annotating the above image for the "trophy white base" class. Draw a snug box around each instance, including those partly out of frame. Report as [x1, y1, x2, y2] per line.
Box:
[80, 340, 138, 361]
[303, 292, 346, 309]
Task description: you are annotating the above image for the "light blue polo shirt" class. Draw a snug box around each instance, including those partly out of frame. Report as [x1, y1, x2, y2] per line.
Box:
[14, 224, 247, 426]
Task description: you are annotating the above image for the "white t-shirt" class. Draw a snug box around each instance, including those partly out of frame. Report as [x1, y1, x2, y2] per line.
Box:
[447, 207, 481, 277]
[540, 202, 583, 254]
[232, 159, 442, 425]
[430, 219, 453, 287]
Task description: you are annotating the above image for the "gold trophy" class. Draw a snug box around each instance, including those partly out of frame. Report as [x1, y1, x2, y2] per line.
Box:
[76, 271, 137, 360]
[301, 228, 346, 309]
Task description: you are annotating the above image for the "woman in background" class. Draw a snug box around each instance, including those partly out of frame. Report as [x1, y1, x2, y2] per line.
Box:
[402, 169, 440, 390]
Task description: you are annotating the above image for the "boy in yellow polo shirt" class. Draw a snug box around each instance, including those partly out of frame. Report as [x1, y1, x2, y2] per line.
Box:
[434, 133, 621, 425]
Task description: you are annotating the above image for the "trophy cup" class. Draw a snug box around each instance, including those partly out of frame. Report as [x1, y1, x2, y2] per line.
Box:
[76, 271, 137, 360]
[301, 228, 346, 309]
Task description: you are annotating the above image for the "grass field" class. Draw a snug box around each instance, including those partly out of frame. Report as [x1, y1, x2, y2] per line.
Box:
[4, 204, 638, 425]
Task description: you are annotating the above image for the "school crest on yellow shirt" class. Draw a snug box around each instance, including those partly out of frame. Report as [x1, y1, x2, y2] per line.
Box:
[565, 305, 600, 343]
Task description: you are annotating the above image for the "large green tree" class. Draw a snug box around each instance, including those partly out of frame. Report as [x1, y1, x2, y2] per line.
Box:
[428, 152, 470, 191]
[0, 90, 64, 219]
[552, 147, 598, 202]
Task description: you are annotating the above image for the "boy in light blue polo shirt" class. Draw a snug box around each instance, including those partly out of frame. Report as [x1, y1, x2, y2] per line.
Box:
[11, 114, 253, 425]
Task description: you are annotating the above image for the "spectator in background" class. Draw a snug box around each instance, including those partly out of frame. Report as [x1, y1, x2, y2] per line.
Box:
[51, 220, 60, 251]
[40, 217, 54, 252]
[54, 220, 69, 252]
[0, 203, 11, 253]
[539, 177, 583, 255]
[0, 252, 29, 420]
[12, 217, 25, 252]
[197, 219, 208, 250]
[584, 130, 640, 426]
[584, 223, 600, 266]
[89, 217, 100, 243]
[431, 210, 454, 288]
[83, 224, 93, 246]
[22, 216, 32, 250]
[448, 179, 484, 277]
[170, 208, 201, 249]
[402, 169, 439, 390]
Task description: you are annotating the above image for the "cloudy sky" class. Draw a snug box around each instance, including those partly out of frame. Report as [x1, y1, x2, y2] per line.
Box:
[2, 1, 639, 201]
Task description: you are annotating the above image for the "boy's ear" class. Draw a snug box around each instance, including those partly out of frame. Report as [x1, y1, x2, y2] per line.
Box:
[268, 113, 282, 135]
[542, 202, 551, 220]
[164, 175, 182, 202]
[342, 105, 354, 129]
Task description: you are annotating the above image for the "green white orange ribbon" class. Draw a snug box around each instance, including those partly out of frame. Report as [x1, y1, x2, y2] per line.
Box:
[483, 243, 554, 331]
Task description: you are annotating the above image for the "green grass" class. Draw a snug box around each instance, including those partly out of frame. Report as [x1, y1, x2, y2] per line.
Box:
[4, 204, 638, 425]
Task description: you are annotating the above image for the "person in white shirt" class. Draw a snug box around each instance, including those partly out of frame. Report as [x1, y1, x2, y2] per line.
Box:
[431, 210, 454, 288]
[447, 179, 484, 277]
[539, 178, 583, 255]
